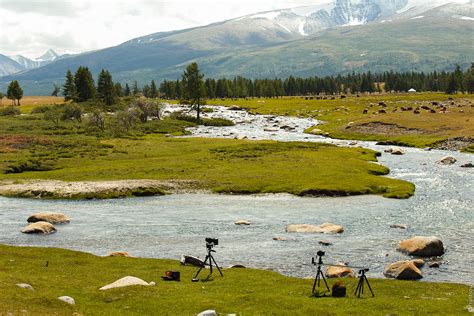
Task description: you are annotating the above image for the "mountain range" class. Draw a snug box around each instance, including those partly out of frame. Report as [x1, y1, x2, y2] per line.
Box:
[0, 0, 473, 95]
[0, 49, 73, 77]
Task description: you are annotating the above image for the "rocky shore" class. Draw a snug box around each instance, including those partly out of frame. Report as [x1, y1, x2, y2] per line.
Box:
[0, 179, 204, 199]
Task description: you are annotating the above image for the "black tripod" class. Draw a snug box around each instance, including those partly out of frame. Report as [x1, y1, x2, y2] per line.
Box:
[192, 243, 223, 281]
[312, 254, 330, 296]
[355, 269, 374, 298]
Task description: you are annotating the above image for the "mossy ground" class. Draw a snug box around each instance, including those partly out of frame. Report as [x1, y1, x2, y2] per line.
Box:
[0, 98, 414, 199]
[206, 93, 474, 151]
[0, 245, 470, 315]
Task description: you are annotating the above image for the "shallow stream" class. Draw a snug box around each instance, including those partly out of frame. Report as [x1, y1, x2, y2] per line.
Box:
[0, 105, 472, 284]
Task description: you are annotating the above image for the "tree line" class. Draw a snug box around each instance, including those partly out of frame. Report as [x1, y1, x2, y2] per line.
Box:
[1, 63, 473, 108]
[160, 64, 474, 98]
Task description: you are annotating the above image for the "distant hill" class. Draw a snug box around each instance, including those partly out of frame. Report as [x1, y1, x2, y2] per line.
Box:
[1, 0, 472, 95]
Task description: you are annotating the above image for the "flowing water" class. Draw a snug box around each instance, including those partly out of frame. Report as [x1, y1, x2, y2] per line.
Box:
[0, 105, 472, 284]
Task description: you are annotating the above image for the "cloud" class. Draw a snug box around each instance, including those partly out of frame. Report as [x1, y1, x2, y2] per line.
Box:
[0, 0, 86, 17]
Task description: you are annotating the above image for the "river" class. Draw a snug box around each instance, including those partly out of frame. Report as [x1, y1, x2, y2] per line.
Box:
[0, 105, 472, 284]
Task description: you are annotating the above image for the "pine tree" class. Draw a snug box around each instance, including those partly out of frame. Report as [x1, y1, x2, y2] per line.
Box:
[97, 69, 116, 106]
[132, 81, 140, 96]
[181, 62, 206, 121]
[74, 66, 95, 102]
[124, 83, 131, 96]
[115, 83, 123, 97]
[149, 80, 158, 98]
[62, 70, 76, 101]
[445, 74, 458, 94]
[6, 80, 23, 105]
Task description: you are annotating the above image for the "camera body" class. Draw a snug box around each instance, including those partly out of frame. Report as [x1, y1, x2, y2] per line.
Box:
[317, 250, 325, 257]
[205, 237, 218, 246]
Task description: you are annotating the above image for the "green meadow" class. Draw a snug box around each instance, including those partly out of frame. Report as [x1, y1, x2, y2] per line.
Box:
[0, 245, 470, 315]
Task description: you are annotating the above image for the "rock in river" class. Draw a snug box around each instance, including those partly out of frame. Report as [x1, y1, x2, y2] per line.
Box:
[397, 236, 444, 257]
[108, 252, 131, 257]
[21, 221, 56, 234]
[460, 162, 474, 168]
[436, 156, 456, 165]
[27, 212, 70, 224]
[325, 264, 354, 278]
[234, 220, 252, 225]
[286, 223, 344, 234]
[384, 261, 423, 280]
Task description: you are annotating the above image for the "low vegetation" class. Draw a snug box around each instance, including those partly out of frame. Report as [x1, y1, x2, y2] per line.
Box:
[0, 245, 470, 315]
[207, 93, 474, 151]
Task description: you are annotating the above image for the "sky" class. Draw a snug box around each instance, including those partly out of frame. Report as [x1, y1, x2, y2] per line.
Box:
[0, 0, 469, 59]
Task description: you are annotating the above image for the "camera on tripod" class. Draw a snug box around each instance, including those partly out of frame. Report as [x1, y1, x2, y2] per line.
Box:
[205, 238, 218, 247]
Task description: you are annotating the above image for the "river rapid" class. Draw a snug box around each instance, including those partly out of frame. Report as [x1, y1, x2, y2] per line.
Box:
[0, 105, 472, 284]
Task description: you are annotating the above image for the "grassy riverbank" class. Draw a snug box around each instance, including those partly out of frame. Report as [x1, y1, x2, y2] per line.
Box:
[0, 244, 470, 315]
[206, 93, 474, 152]
[0, 99, 414, 199]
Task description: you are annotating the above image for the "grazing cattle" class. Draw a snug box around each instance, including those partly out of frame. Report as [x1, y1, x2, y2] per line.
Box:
[379, 109, 386, 114]
[363, 109, 368, 114]
[414, 110, 420, 114]
[421, 105, 430, 110]
[341, 95, 346, 99]
[432, 102, 439, 106]
[430, 109, 436, 113]
[379, 102, 386, 107]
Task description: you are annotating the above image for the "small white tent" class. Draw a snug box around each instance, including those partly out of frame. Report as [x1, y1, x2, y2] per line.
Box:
[408, 88, 417, 93]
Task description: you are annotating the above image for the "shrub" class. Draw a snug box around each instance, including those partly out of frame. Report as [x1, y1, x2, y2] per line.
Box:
[31, 105, 54, 114]
[61, 104, 82, 122]
[169, 112, 234, 126]
[0, 106, 21, 116]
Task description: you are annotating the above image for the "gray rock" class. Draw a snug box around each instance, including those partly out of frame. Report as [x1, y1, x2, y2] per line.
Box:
[197, 310, 217, 316]
[21, 221, 56, 234]
[27, 212, 70, 224]
[460, 162, 474, 168]
[436, 156, 456, 165]
[16, 283, 34, 290]
[58, 296, 75, 305]
[384, 261, 423, 280]
[397, 236, 444, 257]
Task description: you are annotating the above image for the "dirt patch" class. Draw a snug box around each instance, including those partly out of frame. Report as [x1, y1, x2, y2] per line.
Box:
[431, 137, 474, 151]
[349, 122, 427, 136]
[0, 135, 51, 152]
[0, 179, 207, 199]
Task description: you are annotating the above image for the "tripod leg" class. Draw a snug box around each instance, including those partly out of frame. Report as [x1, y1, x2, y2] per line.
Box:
[355, 278, 362, 297]
[320, 271, 330, 292]
[210, 255, 223, 276]
[364, 275, 375, 297]
[194, 255, 210, 279]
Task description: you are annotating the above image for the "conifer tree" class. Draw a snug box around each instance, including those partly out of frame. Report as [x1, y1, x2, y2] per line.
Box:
[97, 69, 116, 105]
[74, 66, 95, 102]
[62, 70, 76, 101]
[6, 80, 23, 105]
[149, 80, 158, 98]
[124, 83, 131, 96]
[181, 62, 206, 121]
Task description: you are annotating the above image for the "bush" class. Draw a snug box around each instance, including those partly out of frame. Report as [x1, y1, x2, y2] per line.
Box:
[0, 106, 21, 116]
[4, 159, 56, 174]
[61, 104, 82, 122]
[169, 112, 234, 126]
[31, 105, 54, 114]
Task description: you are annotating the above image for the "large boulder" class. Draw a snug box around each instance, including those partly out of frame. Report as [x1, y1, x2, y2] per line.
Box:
[397, 236, 444, 257]
[436, 156, 456, 165]
[286, 223, 344, 234]
[99, 276, 151, 291]
[384, 261, 423, 280]
[21, 221, 56, 234]
[325, 264, 354, 278]
[27, 212, 70, 224]
[16, 283, 34, 291]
